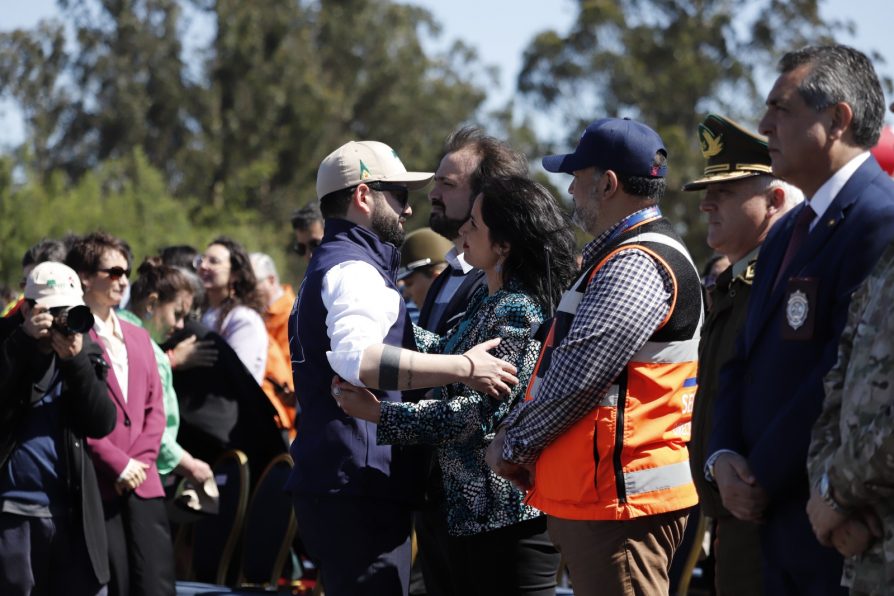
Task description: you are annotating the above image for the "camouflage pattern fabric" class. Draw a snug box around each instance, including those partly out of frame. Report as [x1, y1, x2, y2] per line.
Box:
[808, 242, 894, 595]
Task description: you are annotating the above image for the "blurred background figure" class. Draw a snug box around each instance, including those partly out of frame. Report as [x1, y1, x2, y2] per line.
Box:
[290, 203, 325, 262]
[195, 237, 268, 384]
[122, 257, 214, 486]
[397, 228, 452, 323]
[160, 245, 200, 274]
[251, 252, 297, 442]
[3, 239, 68, 319]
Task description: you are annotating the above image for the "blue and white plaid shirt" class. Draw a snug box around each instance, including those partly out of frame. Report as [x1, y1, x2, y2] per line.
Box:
[502, 211, 674, 464]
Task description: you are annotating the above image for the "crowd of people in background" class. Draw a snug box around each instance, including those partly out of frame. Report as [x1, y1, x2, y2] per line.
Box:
[2, 42, 894, 596]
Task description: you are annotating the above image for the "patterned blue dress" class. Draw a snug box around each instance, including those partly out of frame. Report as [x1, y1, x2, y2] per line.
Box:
[377, 279, 545, 536]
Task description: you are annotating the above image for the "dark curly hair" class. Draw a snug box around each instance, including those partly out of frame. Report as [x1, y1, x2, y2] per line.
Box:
[478, 176, 578, 314]
[129, 256, 194, 309]
[205, 236, 265, 331]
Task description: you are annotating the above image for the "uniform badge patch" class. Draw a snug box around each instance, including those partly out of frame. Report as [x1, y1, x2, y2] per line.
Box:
[786, 289, 809, 330]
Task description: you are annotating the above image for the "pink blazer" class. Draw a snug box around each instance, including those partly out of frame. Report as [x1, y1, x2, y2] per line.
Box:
[87, 320, 166, 501]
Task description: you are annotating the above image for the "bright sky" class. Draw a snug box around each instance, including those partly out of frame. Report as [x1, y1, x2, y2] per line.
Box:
[0, 0, 891, 149]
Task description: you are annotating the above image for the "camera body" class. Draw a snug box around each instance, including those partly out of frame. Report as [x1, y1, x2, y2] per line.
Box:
[48, 305, 95, 335]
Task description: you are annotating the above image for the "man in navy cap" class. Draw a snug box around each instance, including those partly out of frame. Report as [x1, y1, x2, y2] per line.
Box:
[487, 118, 703, 595]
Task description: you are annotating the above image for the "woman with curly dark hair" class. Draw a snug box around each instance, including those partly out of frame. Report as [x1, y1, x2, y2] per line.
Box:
[334, 176, 578, 595]
[195, 236, 268, 384]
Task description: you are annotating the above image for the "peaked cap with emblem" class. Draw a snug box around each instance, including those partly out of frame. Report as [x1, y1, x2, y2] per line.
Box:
[683, 114, 772, 191]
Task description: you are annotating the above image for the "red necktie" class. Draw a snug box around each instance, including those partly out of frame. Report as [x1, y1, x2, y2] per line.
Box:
[773, 204, 816, 291]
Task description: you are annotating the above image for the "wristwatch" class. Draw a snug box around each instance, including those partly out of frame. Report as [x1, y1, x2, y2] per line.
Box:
[818, 471, 848, 514]
[704, 451, 724, 485]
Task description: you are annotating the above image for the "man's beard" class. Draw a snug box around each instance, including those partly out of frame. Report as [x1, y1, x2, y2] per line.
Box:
[372, 199, 406, 247]
[429, 211, 465, 240]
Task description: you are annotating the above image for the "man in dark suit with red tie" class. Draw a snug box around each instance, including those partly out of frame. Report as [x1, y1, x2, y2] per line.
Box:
[707, 45, 894, 595]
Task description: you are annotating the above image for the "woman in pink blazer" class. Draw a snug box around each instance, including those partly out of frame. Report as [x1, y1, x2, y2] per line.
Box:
[67, 232, 174, 596]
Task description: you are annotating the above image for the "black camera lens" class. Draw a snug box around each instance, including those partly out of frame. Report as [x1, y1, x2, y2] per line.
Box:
[49, 305, 94, 335]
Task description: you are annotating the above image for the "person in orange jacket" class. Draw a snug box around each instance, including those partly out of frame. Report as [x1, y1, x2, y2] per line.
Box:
[251, 252, 297, 440]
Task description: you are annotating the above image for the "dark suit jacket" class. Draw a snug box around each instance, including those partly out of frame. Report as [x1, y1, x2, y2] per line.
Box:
[87, 320, 166, 501]
[417, 266, 486, 335]
[711, 156, 894, 503]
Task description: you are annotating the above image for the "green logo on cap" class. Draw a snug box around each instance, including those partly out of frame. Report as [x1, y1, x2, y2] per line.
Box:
[359, 160, 371, 180]
[47, 279, 57, 287]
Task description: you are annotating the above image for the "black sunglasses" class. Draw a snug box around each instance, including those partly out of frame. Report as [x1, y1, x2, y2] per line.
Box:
[97, 266, 131, 280]
[292, 238, 321, 257]
[363, 181, 410, 209]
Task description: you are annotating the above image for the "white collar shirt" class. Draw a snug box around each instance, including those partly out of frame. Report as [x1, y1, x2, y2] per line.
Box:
[94, 310, 129, 402]
[807, 152, 870, 231]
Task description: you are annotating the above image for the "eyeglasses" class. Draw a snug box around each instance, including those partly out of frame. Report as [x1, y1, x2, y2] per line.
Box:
[97, 266, 131, 280]
[363, 181, 410, 210]
[193, 255, 228, 270]
[292, 238, 321, 257]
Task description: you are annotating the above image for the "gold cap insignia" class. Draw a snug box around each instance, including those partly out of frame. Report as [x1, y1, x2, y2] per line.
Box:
[699, 126, 723, 159]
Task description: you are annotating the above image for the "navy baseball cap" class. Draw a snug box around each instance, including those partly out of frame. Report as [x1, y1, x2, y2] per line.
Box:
[542, 118, 668, 178]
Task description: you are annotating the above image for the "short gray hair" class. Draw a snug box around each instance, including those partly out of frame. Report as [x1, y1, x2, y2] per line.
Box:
[250, 252, 279, 283]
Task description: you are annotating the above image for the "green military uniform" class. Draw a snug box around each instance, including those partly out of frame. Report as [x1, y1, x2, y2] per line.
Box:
[691, 254, 764, 595]
[808, 243, 894, 595]
[684, 113, 775, 596]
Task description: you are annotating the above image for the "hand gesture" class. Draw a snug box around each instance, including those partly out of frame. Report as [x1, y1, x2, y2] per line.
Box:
[829, 518, 872, 557]
[22, 304, 53, 340]
[49, 329, 83, 360]
[486, 427, 535, 491]
[115, 459, 150, 495]
[176, 452, 214, 485]
[714, 453, 768, 523]
[806, 486, 849, 546]
[331, 376, 382, 423]
[170, 335, 217, 369]
[461, 338, 519, 398]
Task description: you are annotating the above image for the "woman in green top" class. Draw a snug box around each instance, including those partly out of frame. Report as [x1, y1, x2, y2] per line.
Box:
[121, 257, 213, 484]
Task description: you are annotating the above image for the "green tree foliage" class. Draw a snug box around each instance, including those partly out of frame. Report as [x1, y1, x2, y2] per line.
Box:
[516, 0, 845, 265]
[0, 0, 488, 285]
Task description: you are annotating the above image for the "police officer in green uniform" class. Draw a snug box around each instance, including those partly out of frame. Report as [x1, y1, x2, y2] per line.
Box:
[684, 114, 803, 595]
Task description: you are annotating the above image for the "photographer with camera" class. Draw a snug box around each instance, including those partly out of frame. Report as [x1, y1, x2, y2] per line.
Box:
[0, 261, 117, 595]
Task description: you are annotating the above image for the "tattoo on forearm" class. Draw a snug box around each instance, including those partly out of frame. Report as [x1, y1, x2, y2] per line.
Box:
[406, 352, 414, 389]
[379, 346, 401, 389]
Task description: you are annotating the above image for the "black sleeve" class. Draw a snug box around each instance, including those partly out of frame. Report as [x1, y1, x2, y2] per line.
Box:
[0, 327, 42, 412]
[58, 335, 117, 439]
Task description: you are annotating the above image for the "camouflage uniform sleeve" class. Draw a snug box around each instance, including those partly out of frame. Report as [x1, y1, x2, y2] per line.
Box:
[806, 280, 861, 487]
[821, 247, 894, 508]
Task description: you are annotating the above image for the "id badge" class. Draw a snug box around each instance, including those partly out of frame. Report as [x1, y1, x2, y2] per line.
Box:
[781, 277, 818, 341]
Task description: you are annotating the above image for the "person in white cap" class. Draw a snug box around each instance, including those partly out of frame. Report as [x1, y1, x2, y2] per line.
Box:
[285, 140, 519, 596]
[0, 261, 117, 596]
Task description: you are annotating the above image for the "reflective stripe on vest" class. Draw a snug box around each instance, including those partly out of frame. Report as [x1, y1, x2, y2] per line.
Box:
[524, 221, 701, 521]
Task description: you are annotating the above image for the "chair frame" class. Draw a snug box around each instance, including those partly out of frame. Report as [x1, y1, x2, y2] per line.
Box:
[184, 449, 250, 585]
[237, 452, 297, 588]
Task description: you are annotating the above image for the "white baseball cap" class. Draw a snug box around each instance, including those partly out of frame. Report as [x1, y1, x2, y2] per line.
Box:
[24, 262, 86, 308]
[315, 140, 434, 200]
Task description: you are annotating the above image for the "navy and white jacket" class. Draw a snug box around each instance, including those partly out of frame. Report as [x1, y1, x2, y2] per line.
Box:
[285, 218, 426, 503]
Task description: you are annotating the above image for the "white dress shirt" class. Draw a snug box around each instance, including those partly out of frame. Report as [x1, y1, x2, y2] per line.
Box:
[322, 260, 402, 387]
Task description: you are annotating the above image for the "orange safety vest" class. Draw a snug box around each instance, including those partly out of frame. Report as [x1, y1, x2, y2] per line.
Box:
[525, 218, 701, 520]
